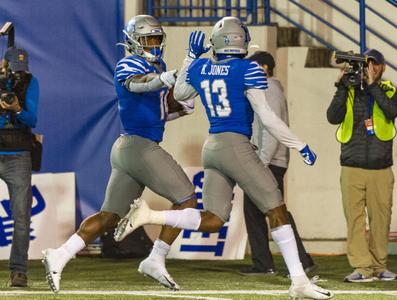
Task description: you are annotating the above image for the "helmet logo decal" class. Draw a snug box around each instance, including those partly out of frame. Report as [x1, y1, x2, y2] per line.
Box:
[210, 17, 250, 56]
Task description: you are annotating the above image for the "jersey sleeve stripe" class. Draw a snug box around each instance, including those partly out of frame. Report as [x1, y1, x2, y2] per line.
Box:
[245, 76, 268, 80]
[245, 82, 268, 86]
[122, 58, 148, 71]
[245, 70, 265, 76]
[244, 61, 268, 90]
[116, 57, 148, 83]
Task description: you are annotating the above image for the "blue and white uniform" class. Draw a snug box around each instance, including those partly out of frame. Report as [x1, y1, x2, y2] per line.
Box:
[187, 58, 267, 137]
[175, 56, 305, 221]
[101, 55, 195, 217]
[115, 55, 168, 142]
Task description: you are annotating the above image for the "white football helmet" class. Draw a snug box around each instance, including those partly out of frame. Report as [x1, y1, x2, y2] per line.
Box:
[210, 17, 250, 55]
[120, 15, 166, 62]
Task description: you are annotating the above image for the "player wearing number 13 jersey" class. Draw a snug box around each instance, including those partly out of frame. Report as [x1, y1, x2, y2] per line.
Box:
[114, 17, 334, 299]
[186, 56, 267, 137]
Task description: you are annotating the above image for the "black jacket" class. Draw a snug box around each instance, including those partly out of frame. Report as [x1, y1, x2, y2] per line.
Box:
[327, 82, 397, 169]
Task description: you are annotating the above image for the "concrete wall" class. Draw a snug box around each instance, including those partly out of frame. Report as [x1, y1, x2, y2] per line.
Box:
[276, 47, 346, 239]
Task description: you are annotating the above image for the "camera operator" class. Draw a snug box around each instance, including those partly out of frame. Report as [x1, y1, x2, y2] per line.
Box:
[327, 49, 397, 282]
[0, 47, 39, 287]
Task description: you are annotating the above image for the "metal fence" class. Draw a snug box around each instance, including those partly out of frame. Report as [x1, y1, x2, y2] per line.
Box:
[146, 0, 397, 70]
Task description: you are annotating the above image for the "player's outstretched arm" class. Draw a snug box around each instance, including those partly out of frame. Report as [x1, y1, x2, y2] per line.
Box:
[174, 57, 198, 101]
[175, 31, 208, 101]
[246, 88, 317, 165]
[125, 71, 176, 93]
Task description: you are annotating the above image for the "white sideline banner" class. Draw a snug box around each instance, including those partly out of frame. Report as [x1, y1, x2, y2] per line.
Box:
[168, 167, 247, 260]
[0, 172, 75, 259]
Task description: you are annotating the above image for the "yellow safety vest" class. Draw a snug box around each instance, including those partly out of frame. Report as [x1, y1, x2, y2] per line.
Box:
[336, 81, 396, 143]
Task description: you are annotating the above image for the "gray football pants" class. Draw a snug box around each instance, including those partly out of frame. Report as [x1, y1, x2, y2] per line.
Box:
[202, 132, 283, 222]
[101, 135, 195, 217]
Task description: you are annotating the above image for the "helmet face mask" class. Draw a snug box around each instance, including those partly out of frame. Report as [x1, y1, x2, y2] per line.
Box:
[139, 35, 164, 49]
[210, 17, 250, 56]
[120, 15, 166, 62]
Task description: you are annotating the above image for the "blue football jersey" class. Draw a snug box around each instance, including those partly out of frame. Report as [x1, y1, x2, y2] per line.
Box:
[187, 58, 267, 137]
[114, 55, 168, 142]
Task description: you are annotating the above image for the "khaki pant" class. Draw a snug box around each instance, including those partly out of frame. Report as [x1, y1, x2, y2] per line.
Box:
[341, 166, 394, 277]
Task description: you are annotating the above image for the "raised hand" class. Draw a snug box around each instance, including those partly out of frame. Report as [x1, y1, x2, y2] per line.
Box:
[188, 31, 209, 59]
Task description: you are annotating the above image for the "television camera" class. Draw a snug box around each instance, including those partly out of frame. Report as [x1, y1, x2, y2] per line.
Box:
[334, 51, 368, 89]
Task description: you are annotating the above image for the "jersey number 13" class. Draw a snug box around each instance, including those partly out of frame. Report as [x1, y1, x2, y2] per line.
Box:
[200, 79, 231, 117]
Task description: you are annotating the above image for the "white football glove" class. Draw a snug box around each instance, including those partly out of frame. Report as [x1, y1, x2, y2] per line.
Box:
[159, 70, 177, 88]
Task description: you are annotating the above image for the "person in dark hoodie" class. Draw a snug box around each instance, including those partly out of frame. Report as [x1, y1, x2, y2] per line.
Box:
[240, 51, 316, 276]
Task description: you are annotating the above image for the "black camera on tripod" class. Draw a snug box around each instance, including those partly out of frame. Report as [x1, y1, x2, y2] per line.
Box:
[334, 51, 368, 89]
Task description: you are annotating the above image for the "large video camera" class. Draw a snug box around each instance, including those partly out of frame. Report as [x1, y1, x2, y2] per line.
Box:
[0, 22, 20, 108]
[334, 51, 368, 89]
[0, 65, 19, 105]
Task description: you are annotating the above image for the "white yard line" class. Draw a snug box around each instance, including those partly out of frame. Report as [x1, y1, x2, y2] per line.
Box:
[0, 290, 232, 300]
[0, 289, 397, 297]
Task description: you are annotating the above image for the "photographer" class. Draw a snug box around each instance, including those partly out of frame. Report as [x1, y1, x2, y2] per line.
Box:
[327, 49, 397, 282]
[0, 47, 39, 287]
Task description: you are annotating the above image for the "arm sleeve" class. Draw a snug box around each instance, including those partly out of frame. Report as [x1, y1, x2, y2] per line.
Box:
[16, 76, 39, 128]
[125, 74, 164, 93]
[369, 83, 397, 120]
[174, 56, 199, 101]
[327, 85, 348, 124]
[116, 57, 164, 93]
[246, 88, 306, 151]
[244, 61, 268, 90]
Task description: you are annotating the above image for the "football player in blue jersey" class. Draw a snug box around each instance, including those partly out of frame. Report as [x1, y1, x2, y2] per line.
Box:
[114, 17, 334, 299]
[42, 15, 197, 293]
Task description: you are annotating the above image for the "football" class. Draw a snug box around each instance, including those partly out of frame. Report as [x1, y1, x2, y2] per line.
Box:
[166, 87, 183, 114]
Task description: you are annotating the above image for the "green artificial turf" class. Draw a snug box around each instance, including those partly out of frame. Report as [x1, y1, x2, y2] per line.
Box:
[0, 255, 395, 299]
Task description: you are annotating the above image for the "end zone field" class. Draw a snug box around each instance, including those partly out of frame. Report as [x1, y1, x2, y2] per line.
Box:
[0, 255, 396, 299]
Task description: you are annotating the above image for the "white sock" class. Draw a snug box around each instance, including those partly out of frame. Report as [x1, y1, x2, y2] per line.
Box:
[271, 224, 308, 285]
[164, 208, 201, 230]
[59, 233, 86, 260]
[148, 239, 170, 263]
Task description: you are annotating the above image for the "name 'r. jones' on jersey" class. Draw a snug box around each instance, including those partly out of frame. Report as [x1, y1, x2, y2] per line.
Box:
[200, 64, 230, 76]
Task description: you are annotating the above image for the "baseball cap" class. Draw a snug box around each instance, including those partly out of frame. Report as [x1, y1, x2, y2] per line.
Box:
[4, 47, 29, 72]
[247, 51, 275, 69]
[363, 49, 385, 65]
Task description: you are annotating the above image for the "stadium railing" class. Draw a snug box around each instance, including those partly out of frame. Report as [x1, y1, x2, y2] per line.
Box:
[146, 0, 397, 72]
